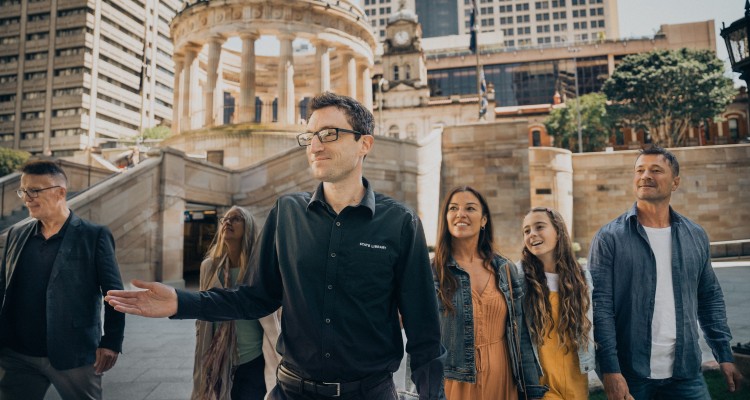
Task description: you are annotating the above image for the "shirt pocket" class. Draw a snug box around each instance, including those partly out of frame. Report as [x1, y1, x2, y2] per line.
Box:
[341, 248, 395, 303]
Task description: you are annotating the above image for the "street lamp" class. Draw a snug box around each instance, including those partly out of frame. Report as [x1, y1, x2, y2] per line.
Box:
[721, 0, 750, 83]
[721, 0, 750, 140]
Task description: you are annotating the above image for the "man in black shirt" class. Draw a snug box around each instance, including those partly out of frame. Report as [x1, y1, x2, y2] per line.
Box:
[107, 92, 446, 399]
[0, 161, 125, 400]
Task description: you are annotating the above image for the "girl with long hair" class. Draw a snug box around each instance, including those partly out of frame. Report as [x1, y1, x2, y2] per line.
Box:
[192, 206, 281, 400]
[434, 186, 547, 400]
[520, 207, 595, 399]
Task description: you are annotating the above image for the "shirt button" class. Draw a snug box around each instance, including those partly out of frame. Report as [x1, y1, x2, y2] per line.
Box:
[336, 222, 341, 227]
[327, 284, 333, 290]
[325, 318, 331, 324]
[331, 253, 336, 258]
[325, 353, 331, 358]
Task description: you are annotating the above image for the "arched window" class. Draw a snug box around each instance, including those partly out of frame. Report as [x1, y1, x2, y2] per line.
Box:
[272, 98, 278, 122]
[298, 97, 310, 123]
[729, 118, 739, 141]
[393, 65, 399, 81]
[404, 64, 411, 80]
[532, 129, 541, 147]
[388, 124, 400, 138]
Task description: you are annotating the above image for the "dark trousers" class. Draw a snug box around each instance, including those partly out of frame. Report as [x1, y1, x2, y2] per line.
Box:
[232, 355, 267, 400]
[0, 347, 101, 400]
[270, 375, 397, 400]
[626, 373, 711, 400]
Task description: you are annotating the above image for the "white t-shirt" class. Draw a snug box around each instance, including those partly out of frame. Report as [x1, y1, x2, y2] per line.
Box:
[644, 226, 676, 379]
[545, 272, 559, 292]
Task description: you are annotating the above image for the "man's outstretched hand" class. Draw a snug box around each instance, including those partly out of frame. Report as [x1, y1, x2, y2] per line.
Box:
[105, 279, 178, 318]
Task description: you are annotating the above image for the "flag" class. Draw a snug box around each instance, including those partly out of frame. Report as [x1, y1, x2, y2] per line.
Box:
[469, 0, 477, 53]
[479, 66, 487, 119]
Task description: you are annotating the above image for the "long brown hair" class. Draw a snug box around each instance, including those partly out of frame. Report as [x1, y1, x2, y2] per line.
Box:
[202, 206, 258, 289]
[434, 186, 496, 314]
[521, 207, 591, 353]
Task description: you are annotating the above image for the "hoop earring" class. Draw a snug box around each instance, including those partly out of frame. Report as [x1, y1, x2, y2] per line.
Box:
[481, 226, 485, 230]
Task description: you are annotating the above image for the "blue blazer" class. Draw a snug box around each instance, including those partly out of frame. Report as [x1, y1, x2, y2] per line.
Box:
[0, 211, 125, 370]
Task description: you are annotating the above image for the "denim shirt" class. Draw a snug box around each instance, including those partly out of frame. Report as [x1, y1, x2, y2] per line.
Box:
[515, 262, 596, 375]
[436, 254, 548, 399]
[589, 203, 734, 380]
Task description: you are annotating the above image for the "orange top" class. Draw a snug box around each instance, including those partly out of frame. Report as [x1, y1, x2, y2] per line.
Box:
[445, 272, 518, 400]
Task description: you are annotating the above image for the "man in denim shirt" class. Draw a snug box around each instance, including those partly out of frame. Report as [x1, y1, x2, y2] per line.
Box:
[589, 147, 743, 400]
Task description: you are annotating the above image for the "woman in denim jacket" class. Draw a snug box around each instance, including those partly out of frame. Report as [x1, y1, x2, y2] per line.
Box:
[434, 186, 547, 400]
[518, 207, 595, 399]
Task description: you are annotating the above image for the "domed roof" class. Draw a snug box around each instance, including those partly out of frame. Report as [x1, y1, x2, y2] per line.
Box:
[387, 8, 418, 24]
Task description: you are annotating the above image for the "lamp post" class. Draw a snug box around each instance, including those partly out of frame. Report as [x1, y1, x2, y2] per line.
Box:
[721, 0, 750, 137]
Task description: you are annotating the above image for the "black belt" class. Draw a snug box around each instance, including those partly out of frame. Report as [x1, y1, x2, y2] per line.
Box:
[276, 364, 392, 398]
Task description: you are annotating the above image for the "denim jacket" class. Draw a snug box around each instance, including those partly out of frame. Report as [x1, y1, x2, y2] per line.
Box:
[516, 261, 596, 375]
[436, 254, 548, 399]
[589, 203, 734, 379]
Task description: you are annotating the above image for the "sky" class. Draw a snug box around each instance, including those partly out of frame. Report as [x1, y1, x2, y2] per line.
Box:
[617, 0, 741, 82]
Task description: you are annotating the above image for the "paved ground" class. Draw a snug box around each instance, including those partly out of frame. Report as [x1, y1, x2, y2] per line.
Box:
[44, 263, 750, 399]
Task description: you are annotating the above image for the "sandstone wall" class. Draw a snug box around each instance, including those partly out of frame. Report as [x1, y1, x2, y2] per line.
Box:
[441, 120, 531, 261]
[572, 144, 750, 256]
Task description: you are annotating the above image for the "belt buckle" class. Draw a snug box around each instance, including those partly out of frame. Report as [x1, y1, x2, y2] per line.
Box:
[322, 382, 341, 397]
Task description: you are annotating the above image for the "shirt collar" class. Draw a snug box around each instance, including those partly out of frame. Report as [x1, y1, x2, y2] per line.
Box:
[33, 209, 73, 239]
[627, 202, 682, 226]
[307, 178, 376, 217]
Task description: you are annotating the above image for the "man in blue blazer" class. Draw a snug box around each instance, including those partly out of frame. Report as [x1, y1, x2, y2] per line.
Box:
[0, 160, 125, 400]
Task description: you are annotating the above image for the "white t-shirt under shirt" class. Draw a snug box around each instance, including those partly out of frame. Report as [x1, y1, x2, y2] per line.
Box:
[545, 272, 559, 292]
[644, 226, 676, 379]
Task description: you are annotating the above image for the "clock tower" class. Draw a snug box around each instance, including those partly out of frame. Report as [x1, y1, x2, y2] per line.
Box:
[380, 6, 429, 108]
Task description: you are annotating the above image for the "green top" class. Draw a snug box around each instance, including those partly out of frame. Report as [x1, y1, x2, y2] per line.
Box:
[219, 267, 263, 365]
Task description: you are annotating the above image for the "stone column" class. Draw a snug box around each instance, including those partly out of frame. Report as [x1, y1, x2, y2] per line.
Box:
[313, 40, 331, 93]
[171, 55, 183, 134]
[181, 47, 198, 131]
[205, 35, 225, 127]
[344, 53, 357, 99]
[239, 32, 258, 123]
[361, 65, 372, 110]
[607, 53, 615, 75]
[277, 33, 295, 124]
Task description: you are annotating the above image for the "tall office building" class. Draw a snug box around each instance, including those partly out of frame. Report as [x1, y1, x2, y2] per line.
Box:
[0, 0, 180, 156]
[368, 0, 619, 47]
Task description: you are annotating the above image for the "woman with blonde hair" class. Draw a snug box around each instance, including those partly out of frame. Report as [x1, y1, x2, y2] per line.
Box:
[519, 207, 595, 399]
[434, 186, 547, 400]
[192, 206, 281, 400]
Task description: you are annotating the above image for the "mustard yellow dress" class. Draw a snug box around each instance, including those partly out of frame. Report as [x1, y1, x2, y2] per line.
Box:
[445, 273, 518, 400]
[539, 290, 589, 400]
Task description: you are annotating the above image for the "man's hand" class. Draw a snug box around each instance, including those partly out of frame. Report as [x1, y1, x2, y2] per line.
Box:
[94, 348, 118, 375]
[720, 362, 744, 393]
[603, 373, 633, 400]
[105, 279, 178, 318]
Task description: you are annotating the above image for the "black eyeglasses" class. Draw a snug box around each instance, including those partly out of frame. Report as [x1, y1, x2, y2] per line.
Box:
[219, 216, 244, 225]
[296, 128, 364, 147]
[16, 186, 61, 199]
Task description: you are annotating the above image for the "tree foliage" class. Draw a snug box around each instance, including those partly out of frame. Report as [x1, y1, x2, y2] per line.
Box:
[602, 49, 735, 147]
[141, 125, 172, 140]
[544, 93, 614, 152]
[0, 147, 31, 177]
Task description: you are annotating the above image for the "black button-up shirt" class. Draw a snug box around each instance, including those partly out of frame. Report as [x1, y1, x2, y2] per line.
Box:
[176, 179, 445, 398]
[6, 213, 71, 356]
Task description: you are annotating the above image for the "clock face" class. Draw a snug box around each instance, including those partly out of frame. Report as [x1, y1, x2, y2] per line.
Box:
[394, 30, 410, 46]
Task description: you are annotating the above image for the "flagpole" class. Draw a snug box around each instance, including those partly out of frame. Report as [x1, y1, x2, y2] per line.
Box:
[472, 0, 482, 119]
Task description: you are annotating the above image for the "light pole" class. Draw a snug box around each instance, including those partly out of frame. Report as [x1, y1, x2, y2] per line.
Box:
[568, 47, 583, 153]
[721, 0, 750, 139]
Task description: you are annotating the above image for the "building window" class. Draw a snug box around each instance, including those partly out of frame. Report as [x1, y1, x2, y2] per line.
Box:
[532, 130, 541, 146]
[393, 65, 399, 81]
[728, 118, 740, 140]
[388, 125, 399, 138]
[405, 64, 411, 80]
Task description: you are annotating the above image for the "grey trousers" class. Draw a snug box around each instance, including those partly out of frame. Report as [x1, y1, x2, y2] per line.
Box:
[0, 347, 102, 400]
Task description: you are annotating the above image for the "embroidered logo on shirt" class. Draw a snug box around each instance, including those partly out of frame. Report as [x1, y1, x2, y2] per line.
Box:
[359, 242, 387, 250]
